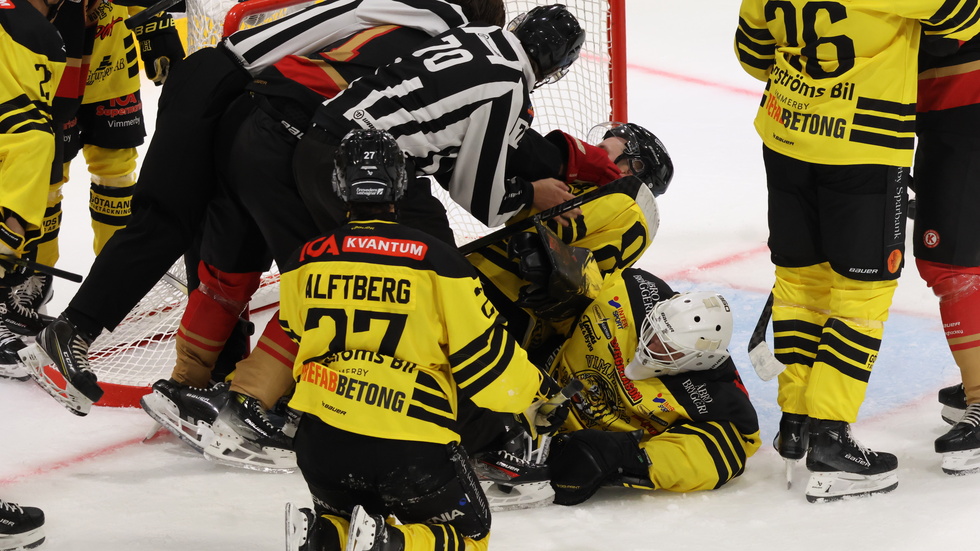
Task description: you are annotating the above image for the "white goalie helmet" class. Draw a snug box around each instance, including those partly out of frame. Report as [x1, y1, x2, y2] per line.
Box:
[625, 291, 733, 380]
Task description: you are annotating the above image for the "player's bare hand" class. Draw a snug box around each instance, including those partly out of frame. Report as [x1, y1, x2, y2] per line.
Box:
[531, 178, 580, 227]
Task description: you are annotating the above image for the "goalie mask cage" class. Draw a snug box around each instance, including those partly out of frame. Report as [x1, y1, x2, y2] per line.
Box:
[61, 0, 627, 408]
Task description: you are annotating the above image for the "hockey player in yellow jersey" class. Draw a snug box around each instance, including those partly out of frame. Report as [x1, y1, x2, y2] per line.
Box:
[544, 269, 760, 502]
[279, 130, 560, 551]
[734, 0, 980, 501]
[0, 0, 68, 379]
[474, 218, 760, 504]
[468, 122, 671, 351]
[6, 0, 184, 339]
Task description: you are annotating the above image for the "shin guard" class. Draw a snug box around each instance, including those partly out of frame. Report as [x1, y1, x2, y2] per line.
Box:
[917, 259, 980, 403]
[174, 262, 261, 387]
[228, 311, 298, 410]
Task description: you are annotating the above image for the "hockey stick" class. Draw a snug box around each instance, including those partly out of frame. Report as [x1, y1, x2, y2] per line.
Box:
[531, 378, 584, 465]
[0, 254, 83, 283]
[459, 176, 644, 256]
[125, 0, 182, 30]
[747, 291, 786, 381]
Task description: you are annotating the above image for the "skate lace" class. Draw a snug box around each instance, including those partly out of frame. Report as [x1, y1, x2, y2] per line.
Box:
[0, 499, 24, 514]
[69, 333, 92, 369]
[489, 449, 533, 468]
[14, 275, 46, 305]
[841, 426, 876, 458]
[961, 403, 980, 427]
[6, 285, 40, 320]
[0, 322, 19, 346]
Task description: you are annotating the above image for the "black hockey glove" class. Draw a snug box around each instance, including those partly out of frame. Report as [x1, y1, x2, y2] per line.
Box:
[548, 429, 651, 506]
[0, 256, 29, 289]
[0, 219, 30, 288]
[131, 12, 185, 85]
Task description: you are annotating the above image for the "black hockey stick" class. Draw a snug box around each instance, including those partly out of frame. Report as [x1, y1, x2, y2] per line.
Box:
[0, 254, 83, 283]
[459, 176, 643, 256]
[125, 0, 182, 30]
[747, 291, 785, 381]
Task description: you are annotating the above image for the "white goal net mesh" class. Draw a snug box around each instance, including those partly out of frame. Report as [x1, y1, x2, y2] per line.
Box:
[82, 0, 622, 405]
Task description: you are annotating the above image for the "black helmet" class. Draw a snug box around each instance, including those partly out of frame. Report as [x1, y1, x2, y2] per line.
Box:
[331, 129, 408, 204]
[508, 4, 584, 87]
[588, 122, 674, 197]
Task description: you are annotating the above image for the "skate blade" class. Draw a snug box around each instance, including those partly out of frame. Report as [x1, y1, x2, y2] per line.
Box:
[0, 361, 31, 381]
[481, 480, 554, 512]
[203, 419, 297, 473]
[139, 391, 216, 453]
[804, 470, 898, 503]
[785, 458, 795, 490]
[284, 502, 311, 551]
[1, 524, 45, 550]
[940, 405, 966, 426]
[940, 449, 980, 475]
[20, 343, 94, 416]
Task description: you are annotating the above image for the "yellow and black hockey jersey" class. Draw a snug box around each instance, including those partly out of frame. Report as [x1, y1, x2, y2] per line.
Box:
[541, 268, 761, 492]
[279, 219, 545, 445]
[735, 0, 980, 166]
[84, 0, 141, 103]
[0, 0, 66, 251]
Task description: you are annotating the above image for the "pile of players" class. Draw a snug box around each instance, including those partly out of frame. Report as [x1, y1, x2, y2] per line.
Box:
[11, 0, 980, 548]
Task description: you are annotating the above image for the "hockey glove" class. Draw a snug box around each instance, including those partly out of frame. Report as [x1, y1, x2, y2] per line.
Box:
[549, 130, 621, 186]
[0, 220, 30, 288]
[548, 429, 651, 506]
[131, 12, 184, 85]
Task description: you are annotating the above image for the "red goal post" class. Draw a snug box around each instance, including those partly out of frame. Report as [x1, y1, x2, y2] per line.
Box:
[67, 0, 628, 409]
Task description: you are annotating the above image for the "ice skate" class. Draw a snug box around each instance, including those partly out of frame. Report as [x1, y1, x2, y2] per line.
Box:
[938, 383, 966, 425]
[473, 432, 555, 511]
[140, 379, 229, 453]
[936, 403, 980, 475]
[203, 391, 297, 473]
[2, 275, 55, 337]
[804, 419, 898, 503]
[0, 318, 29, 381]
[0, 498, 45, 551]
[773, 412, 809, 489]
[28, 315, 102, 416]
[346, 505, 403, 551]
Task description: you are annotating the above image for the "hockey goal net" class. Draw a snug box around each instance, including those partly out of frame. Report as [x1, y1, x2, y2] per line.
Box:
[73, 0, 627, 408]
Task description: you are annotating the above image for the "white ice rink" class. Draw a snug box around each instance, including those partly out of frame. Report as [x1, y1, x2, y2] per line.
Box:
[2, 1, 972, 549]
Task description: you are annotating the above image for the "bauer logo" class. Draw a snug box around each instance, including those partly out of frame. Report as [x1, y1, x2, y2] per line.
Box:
[0, 0, 13, 9]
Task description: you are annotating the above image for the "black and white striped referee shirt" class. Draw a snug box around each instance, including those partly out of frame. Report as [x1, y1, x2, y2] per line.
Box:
[222, 0, 467, 74]
[310, 24, 537, 227]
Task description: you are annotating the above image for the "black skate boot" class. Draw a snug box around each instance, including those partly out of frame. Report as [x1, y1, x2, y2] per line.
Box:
[140, 379, 230, 453]
[0, 319, 29, 381]
[935, 403, 980, 475]
[203, 391, 296, 472]
[347, 505, 405, 551]
[33, 314, 103, 415]
[0, 498, 45, 550]
[472, 429, 555, 511]
[774, 412, 809, 490]
[774, 412, 809, 460]
[804, 419, 898, 503]
[938, 383, 967, 425]
[3, 275, 56, 337]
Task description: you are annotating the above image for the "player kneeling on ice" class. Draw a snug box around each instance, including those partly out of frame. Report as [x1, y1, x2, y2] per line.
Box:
[279, 130, 568, 551]
[470, 221, 761, 506]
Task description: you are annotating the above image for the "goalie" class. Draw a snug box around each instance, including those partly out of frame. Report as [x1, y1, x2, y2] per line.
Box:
[467, 218, 760, 504]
